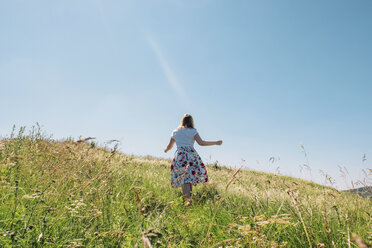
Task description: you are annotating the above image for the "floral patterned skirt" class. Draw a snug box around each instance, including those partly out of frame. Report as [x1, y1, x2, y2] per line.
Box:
[170, 146, 208, 188]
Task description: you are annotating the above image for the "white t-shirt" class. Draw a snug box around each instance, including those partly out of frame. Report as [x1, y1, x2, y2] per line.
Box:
[171, 128, 198, 148]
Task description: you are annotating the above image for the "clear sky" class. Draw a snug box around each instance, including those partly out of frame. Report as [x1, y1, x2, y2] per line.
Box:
[1, 0, 371, 190]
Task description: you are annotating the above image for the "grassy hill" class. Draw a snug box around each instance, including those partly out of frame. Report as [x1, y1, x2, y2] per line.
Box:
[0, 128, 371, 247]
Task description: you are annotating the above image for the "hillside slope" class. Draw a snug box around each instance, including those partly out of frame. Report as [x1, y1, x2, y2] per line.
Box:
[0, 130, 371, 247]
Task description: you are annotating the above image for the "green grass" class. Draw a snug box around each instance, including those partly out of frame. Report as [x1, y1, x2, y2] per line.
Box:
[0, 127, 371, 247]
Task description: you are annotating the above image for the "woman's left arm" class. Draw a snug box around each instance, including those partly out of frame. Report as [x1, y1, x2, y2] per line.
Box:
[164, 138, 175, 153]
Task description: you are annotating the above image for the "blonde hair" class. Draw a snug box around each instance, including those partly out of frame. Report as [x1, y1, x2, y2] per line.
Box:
[179, 114, 194, 129]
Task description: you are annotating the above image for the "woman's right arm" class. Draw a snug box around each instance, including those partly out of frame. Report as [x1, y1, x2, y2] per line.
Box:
[195, 134, 222, 146]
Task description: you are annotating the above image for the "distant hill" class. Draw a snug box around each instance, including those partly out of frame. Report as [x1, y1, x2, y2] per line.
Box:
[344, 186, 372, 198]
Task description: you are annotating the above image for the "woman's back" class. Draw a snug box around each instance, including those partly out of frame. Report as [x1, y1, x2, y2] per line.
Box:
[164, 114, 222, 206]
[171, 128, 198, 147]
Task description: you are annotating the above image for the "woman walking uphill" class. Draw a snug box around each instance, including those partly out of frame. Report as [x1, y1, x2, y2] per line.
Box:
[164, 114, 222, 207]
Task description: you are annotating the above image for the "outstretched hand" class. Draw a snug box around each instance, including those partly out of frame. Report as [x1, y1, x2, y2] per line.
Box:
[216, 140, 223, 145]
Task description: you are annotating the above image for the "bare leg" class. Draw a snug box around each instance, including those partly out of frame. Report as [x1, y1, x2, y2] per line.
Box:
[182, 183, 191, 199]
[182, 183, 192, 206]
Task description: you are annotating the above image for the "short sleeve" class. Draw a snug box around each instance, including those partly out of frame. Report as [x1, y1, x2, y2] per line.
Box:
[193, 129, 198, 137]
[170, 130, 176, 139]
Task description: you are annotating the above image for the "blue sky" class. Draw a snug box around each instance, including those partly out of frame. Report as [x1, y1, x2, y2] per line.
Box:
[1, 0, 371, 189]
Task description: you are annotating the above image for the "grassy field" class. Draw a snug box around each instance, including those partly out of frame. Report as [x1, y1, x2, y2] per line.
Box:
[0, 127, 371, 247]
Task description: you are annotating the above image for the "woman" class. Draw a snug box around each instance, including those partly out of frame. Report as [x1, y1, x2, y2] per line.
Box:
[164, 114, 222, 206]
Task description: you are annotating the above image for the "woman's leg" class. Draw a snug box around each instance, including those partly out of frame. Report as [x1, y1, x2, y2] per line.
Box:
[182, 183, 191, 199]
[182, 183, 192, 206]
